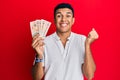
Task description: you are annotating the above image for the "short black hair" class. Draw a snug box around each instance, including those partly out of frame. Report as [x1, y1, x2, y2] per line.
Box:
[54, 3, 74, 18]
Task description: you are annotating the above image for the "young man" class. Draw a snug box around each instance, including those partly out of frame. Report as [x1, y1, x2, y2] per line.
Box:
[32, 3, 99, 80]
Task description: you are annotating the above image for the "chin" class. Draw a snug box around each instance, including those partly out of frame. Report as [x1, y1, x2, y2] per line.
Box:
[57, 30, 70, 33]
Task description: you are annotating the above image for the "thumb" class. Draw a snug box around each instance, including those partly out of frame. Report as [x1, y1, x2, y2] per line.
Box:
[92, 28, 95, 31]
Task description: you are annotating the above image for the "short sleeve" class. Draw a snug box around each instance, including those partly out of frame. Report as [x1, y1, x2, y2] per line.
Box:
[81, 35, 86, 64]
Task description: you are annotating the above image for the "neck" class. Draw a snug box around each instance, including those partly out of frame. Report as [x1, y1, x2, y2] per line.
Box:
[56, 31, 71, 41]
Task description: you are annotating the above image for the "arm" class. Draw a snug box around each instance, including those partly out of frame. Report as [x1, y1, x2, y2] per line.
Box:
[82, 28, 99, 80]
[82, 43, 96, 80]
[32, 55, 44, 80]
[32, 34, 45, 80]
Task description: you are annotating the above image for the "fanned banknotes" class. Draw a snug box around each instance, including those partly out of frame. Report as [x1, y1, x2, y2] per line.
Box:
[30, 19, 51, 38]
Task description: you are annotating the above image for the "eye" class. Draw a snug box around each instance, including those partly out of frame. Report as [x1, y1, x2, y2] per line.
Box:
[66, 15, 72, 18]
[56, 14, 62, 18]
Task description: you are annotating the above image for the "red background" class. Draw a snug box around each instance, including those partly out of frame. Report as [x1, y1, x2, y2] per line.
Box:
[0, 0, 120, 80]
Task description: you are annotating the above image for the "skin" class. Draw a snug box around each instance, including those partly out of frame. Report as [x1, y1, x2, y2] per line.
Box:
[32, 8, 99, 80]
[54, 8, 75, 47]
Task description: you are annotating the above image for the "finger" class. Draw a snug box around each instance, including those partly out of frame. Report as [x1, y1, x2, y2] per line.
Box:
[34, 40, 44, 47]
[88, 30, 93, 37]
[32, 41, 45, 49]
[33, 34, 39, 41]
[88, 31, 95, 38]
[32, 42, 39, 49]
[92, 28, 98, 34]
[92, 28, 95, 31]
[91, 30, 99, 39]
[32, 38, 44, 48]
[32, 37, 44, 46]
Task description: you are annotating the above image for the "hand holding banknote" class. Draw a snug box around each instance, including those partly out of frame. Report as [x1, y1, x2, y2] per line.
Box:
[30, 19, 51, 58]
[32, 34, 44, 58]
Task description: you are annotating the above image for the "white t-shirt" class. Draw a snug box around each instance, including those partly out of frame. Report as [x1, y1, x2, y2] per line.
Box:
[43, 32, 86, 80]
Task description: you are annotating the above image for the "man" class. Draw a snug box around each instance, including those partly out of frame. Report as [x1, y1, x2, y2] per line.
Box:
[32, 3, 99, 80]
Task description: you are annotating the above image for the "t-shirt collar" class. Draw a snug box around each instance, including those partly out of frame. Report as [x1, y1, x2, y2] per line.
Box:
[53, 32, 73, 41]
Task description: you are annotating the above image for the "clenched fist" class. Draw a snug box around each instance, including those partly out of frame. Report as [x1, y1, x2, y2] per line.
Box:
[86, 28, 99, 45]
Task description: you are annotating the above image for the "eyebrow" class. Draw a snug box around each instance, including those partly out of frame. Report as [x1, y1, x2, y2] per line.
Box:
[56, 11, 73, 15]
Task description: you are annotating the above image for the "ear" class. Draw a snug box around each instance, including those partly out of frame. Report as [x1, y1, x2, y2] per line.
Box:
[72, 18, 75, 25]
[54, 18, 56, 24]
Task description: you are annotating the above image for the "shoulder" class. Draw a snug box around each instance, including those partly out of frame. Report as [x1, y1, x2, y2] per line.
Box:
[72, 32, 86, 47]
[44, 32, 55, 43]
[72, 32, 86, 40]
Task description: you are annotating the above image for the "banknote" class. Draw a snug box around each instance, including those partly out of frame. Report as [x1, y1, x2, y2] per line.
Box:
[40, 19, 51, 37]
[30, 19, 51, 38]
[30, 21, 39, 37]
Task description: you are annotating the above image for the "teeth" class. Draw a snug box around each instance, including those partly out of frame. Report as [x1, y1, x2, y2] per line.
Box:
[61, 23, 67, 27]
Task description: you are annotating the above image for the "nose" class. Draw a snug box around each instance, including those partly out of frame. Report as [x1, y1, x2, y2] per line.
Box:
[61, 16, 66, 22]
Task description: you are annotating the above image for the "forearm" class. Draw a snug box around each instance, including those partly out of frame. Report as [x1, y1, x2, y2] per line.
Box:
[83, 44, 96, 80]
[32, 55, 44, 80]
[32, 62, 44, 80]
[32, 34, 45, 80]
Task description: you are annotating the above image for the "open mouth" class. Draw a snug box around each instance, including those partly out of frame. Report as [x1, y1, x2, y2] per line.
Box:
[60, 23, 68, 27]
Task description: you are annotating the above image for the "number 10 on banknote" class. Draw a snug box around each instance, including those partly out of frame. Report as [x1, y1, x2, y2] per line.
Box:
[30, 19, 51, 38]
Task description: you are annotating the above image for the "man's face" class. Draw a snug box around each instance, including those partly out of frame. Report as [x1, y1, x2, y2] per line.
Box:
[55, 8, 75, 33]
